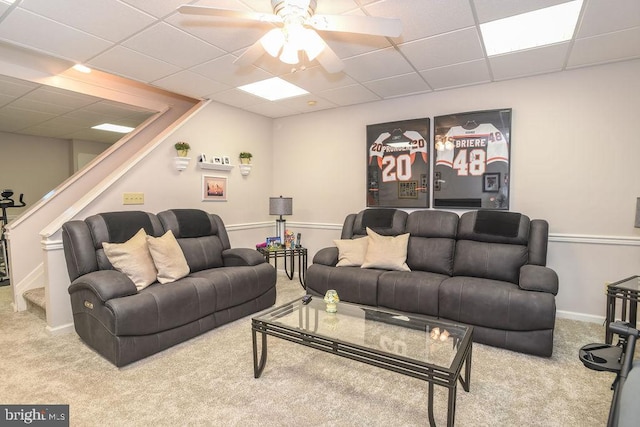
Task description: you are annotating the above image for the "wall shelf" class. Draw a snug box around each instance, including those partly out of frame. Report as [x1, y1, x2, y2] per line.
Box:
[197, 162, 234, 171]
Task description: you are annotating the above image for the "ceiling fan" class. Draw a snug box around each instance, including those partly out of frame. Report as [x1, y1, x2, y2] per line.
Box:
[178, 0, 402, 73]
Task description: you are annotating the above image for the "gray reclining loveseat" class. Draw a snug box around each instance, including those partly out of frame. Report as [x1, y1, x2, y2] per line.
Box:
[306, 209, 558, 356]
[62, 209, 276, 366]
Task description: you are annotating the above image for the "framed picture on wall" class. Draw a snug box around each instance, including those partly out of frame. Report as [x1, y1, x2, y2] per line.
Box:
[366, 118, 430, 208]
[433, 109, 511, 209]
[202, 175, 227, 202]
[483, 172, 500, 192]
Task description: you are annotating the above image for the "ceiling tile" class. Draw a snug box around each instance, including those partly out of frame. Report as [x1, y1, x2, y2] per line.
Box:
[366, 0, 475, 42]
[191, 54, 273, 87]
[0, 0, 639, 128]
[0, 8, 112, 62]
[120, 0, 190, 18]
[273, 94, 337, 114]
[242, 101, 299, 118]
[88, 46, 181, 82]
[420, 59, 491, 90]
[166, 9, 273, 53]
[26, 87, 99, 108]
[568, 27, 640, 68]
[490, 43, 570, 81]
[577, 0, 640, 38]
[363, 73, 431, 98]
[9, 97, 75, 115]
[0, 94, 15, 108]
[318, 84, 380, 106]
[473, 0, 569, 23]
[281, 66, 356, 93]
[398, 27, 484, 71]
[153, 71, 229, 98]
[322, 31, 392, 59]
[313, 0, 360, 15]
[123, 22, 225, 68]
[0, 106, 57, 129]
[207, 88, 264, 109]
[195, 0, 273, 15]
[342, 47, 414, 82]
[19, 0, 156, 42]
[0, 74, 38, 96]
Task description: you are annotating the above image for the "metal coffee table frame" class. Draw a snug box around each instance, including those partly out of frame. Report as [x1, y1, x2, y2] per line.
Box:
[252, 298, 473, 426]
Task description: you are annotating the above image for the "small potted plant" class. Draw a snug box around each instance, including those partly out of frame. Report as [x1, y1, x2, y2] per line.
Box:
[175, 142, 191, 157]
[239, 152, 253, 164]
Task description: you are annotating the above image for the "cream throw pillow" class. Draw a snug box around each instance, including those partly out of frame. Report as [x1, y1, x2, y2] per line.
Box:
[146, 230, 190, 284]
[334, 237, 369, 267]
[361, 227, 411, 271]
[102, 228, 157, 291]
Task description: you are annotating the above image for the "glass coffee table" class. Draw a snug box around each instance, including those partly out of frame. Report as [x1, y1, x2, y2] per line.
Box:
[252, 296, 473, 426]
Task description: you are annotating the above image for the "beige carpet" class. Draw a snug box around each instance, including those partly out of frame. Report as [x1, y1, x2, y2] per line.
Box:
[0, 275, 615, 426]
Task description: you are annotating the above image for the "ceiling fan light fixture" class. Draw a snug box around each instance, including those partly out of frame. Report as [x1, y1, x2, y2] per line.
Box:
[301, 28, 324, 61]
[279, 43, 299, 64]
[261, 28, 285, 57]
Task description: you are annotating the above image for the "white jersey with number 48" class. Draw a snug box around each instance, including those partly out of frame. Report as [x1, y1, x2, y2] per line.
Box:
[435, 123, 508, 176]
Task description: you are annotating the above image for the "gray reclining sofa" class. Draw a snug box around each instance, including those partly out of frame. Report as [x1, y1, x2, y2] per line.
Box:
[62, 209, 276, 367]
[306, 209, 558, 357]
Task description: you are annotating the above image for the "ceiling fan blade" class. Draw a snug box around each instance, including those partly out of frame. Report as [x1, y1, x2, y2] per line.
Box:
[309, 14, 402, 38]
[315, 42, 344, 74]
[177, 5, 281, 24]
[233, 39, 267, 67]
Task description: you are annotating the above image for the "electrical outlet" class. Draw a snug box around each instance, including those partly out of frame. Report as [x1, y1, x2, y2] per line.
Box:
[123, 192, 144, 205]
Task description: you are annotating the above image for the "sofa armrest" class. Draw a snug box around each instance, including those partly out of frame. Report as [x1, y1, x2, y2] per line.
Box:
[313, 247, 338, 266]
[519, 264, 559, 295]
[223, 248, 266, 266]
[68, 270, 138, 302]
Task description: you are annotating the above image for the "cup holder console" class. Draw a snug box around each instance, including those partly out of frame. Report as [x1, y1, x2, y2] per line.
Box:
[579, 343, 623, 373]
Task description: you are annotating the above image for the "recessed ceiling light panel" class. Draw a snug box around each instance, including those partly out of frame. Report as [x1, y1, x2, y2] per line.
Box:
[481, 0, 583, 56]
[238, 77, 308, 101]
[92, 123, 135, 133]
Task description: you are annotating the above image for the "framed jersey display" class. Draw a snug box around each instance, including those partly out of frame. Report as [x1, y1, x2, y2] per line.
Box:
[433, 109, 511, 210]
[367, 118, 429, 208]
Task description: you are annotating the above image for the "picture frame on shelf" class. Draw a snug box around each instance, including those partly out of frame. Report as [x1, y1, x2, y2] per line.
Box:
[213, 156, 223, 165]
[222, 156, 231, 165]
[266, 237, 281, 249]
[198, 153, 207, 163]
[202, 175, 227, 202]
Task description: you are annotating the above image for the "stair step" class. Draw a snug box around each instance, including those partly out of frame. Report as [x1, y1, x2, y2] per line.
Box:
[23, 287, 46, 321]
[23, 287, 46, 309]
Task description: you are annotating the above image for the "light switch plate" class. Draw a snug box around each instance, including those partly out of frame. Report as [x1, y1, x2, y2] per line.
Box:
[123, 192, 144, 205]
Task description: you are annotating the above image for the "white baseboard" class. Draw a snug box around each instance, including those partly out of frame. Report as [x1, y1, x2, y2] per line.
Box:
[46, 322, 74, 335]
[556, 310, 605, 324]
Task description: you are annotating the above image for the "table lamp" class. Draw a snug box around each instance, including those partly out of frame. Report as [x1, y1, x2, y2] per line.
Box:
[269, 196, 292, 243]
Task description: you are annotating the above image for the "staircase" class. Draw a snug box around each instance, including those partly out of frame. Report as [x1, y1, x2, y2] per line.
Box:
[23, 287, 46, 321]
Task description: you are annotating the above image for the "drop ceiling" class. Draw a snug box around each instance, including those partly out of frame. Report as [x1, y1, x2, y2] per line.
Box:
[0, 0, 639, 132]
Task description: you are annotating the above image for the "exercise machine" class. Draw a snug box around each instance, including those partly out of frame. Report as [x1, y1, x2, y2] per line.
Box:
[580, 321, 640, 427]
[0, 189, 26, 282]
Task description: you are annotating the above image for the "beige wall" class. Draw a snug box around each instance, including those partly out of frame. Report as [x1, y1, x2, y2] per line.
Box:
[0, 132, 71, 218]
[0, 133, 113, 219]
[272, 58, 640, 321]
[273, 59, 640, 236]
[63, 101, 274, 242]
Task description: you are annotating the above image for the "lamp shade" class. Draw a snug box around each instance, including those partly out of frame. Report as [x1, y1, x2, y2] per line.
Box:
[269, 196, 292, 216]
